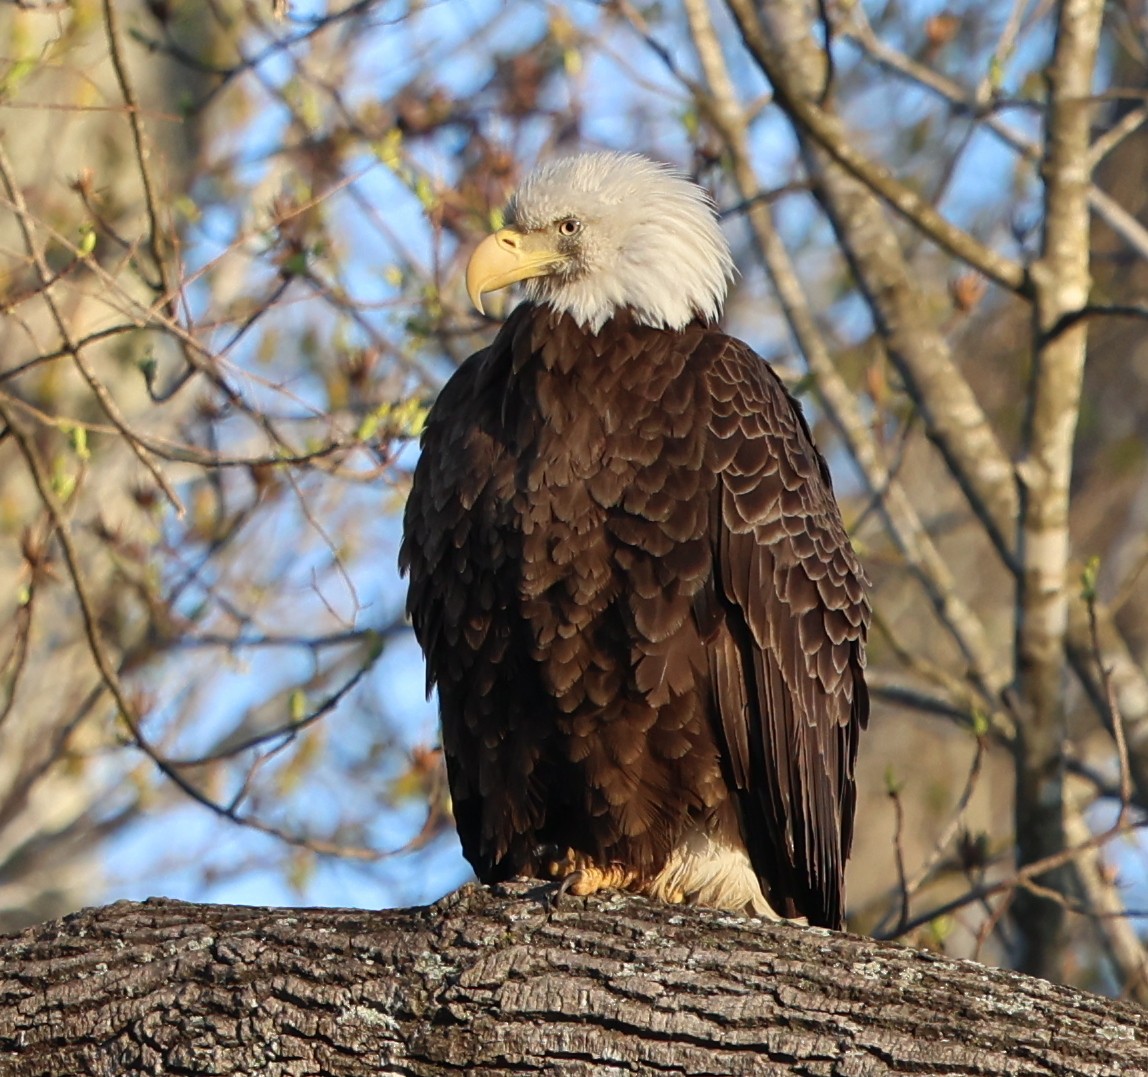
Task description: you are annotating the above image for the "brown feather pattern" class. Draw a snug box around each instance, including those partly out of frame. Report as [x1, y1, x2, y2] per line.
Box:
[400, 304, 869, 928]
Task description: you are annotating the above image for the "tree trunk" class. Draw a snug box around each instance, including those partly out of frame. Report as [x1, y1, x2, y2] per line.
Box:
[0, 882, 1142, 1076]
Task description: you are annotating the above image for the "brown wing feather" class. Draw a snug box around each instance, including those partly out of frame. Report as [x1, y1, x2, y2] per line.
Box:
[703, 336, 869, 928]
[399, 307, 543, 878]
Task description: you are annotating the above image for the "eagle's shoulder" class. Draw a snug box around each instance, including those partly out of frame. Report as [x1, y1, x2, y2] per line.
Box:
[702, 334, 869, 609]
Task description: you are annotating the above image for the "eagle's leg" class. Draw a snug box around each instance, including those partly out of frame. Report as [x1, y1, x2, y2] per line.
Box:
[539, 846, 638, 903]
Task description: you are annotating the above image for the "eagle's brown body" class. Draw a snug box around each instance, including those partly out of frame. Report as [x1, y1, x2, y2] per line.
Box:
[401, 303, 869, 928]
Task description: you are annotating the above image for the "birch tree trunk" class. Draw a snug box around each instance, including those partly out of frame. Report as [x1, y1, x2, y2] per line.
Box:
[1013, 0, 1106, 980]
[0, 884, 1143, 1076]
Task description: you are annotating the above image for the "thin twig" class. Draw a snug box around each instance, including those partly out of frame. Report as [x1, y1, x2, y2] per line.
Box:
[1084, 577, 1134, 821]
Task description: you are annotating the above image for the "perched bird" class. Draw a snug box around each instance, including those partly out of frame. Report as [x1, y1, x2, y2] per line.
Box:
[400, 152, 869, 929]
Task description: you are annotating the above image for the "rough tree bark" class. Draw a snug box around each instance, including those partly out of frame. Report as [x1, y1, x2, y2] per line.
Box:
[0, 883, 1142, 1076]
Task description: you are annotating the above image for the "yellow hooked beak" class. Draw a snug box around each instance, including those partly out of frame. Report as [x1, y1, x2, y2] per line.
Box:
[465, 228, 565, 314]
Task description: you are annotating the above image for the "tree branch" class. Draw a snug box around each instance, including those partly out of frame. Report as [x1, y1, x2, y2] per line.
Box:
[725, 0, 1027, 294]
[0, 886, 1143, 1075]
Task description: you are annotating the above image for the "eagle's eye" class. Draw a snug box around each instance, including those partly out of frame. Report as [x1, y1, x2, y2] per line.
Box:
[557, 218, 582, 237]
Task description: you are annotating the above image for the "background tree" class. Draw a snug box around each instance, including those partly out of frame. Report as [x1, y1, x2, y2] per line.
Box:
[0, 0, 1145, 1005]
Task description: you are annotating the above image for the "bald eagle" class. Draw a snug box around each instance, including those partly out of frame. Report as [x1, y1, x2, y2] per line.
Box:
[400, 153, 869, 929]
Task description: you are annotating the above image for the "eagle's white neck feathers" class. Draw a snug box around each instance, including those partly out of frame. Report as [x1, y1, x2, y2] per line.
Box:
[505, 153, 734, 333]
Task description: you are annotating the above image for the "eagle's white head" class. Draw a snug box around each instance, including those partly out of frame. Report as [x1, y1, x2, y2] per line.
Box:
[466, 152, 734, 333]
